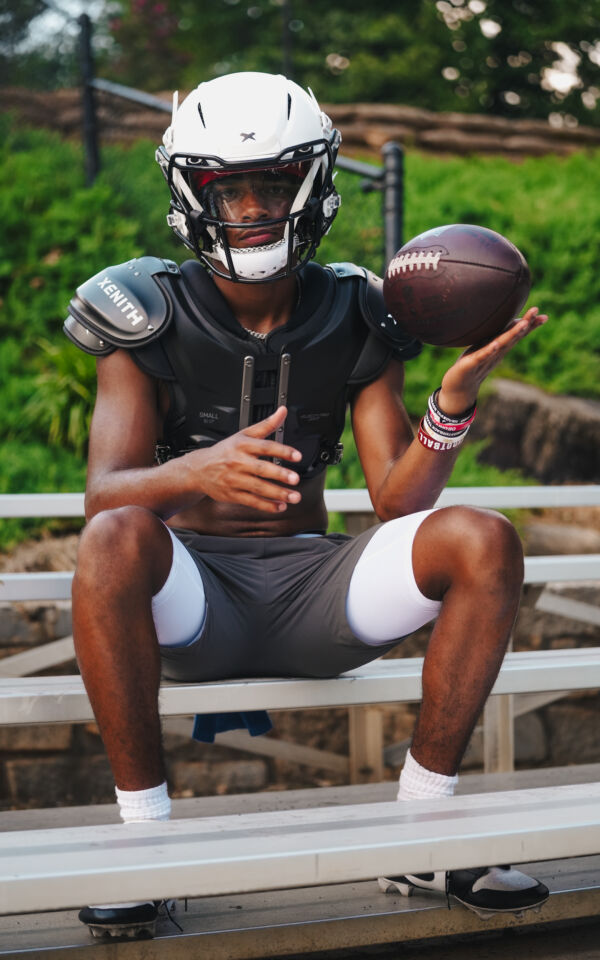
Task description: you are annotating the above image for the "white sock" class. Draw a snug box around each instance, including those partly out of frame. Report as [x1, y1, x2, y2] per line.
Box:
[397, 749, 458, 801]
[115, 781, 171, 822]
[91, 784, 171, 911]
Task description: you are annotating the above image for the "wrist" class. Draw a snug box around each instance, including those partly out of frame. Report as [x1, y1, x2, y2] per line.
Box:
[417, 388, 477, 453]
[436, 387, 477, 419]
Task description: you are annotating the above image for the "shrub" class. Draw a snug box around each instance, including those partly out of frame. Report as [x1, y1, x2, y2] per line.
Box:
[1, 121, 598, 545]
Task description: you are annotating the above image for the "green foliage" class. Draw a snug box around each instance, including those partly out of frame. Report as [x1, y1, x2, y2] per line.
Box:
[98, 0, 600, 127]
[320, 149, 600, 407]
[6, 1, 600, 125]
[1, 122, 599, 548]
[22, 340, 97, 457]
[326, 419, 530, 493]
[325, 420, 531, 533]
[0, 441, 86, 550]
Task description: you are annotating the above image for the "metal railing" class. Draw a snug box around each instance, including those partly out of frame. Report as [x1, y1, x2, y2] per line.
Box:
[78, 15, 404, 270]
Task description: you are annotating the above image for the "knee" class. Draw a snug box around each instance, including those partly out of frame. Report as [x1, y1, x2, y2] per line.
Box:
[446, 505, 523, 583]
[417, 506, 523, 594]
[75, 506, 168, 581]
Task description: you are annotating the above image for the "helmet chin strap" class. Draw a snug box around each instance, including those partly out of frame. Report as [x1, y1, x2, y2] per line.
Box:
[207, 236, 300, 281]
[173, 154, 324, 280]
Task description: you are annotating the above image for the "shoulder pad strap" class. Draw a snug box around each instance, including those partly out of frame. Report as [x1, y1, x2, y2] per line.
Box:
[63, 256, 179, 355]
[327, 262, 364, 280]
[358, 266, 423, 361]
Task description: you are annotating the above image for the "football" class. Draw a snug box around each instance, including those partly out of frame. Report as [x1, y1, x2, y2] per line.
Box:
[382, 224, 531, 347]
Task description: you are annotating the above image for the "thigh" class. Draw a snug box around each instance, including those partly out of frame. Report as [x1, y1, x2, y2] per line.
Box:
[345, 510, 442, 645]
[152, 527, 207, 647]
[158, 533, 263, 682]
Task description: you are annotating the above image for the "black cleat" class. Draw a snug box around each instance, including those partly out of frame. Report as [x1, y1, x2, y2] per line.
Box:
[378, 865, 549, 919]
[78, 900, 176, 940]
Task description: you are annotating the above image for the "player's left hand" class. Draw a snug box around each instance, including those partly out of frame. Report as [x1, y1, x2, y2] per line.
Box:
[437, 306, 547, 416]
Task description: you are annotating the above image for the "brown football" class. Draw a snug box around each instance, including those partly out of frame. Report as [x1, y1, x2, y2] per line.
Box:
[382, 224, 531, 347]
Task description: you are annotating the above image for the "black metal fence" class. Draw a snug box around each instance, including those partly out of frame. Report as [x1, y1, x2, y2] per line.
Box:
[79, 14, 404, 270]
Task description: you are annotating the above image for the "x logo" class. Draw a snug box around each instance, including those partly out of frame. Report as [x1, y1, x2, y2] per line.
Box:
[240, 132, 256, 142]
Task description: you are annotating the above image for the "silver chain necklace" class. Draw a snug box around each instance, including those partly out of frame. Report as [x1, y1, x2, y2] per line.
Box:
[240, 278, 302, 341]
[244, 327, 268, 340]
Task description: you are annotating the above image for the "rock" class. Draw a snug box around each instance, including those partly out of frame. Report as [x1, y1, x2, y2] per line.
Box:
[0, 534, 79, 573]
[169, 760, 268, 795]
[543, 699, 600, 765]
[523, 522, 600, 555]
[0, 725, 72, 752]
[461, 711, 548, 769]
[0, 607, 43, 648]
[471, 379, 600, 483]
[4, 755, 115, 807]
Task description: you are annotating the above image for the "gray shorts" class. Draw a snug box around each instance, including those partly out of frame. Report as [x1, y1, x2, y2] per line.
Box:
[159, 526, 401, 682]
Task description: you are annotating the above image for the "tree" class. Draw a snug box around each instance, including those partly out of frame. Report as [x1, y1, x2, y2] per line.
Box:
[430, 0, 600, 126]
[103, 0, 600, 125]
[6, 0, 600, 126]
[0, 0, 48, 85]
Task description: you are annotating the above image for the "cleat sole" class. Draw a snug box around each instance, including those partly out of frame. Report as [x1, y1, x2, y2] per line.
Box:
[453, 895, 549, 919]
[378, 876, 414, 897]
[87, 920, 156, 940]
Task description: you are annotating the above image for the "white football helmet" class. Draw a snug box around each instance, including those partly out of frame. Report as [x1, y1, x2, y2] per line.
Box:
[156, 72, 341, 282]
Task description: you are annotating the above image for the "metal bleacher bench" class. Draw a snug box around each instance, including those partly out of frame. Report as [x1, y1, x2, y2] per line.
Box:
[0, 486, 599, 957]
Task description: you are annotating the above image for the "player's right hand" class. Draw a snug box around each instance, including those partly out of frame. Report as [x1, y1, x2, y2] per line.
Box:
[183, 406, 303, 512]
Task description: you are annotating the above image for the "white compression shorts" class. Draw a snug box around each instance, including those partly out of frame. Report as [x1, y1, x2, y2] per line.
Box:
[151, 511, 442, 649]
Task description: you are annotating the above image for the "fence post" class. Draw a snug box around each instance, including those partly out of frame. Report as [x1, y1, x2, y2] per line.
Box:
[381, 141, 404, 268]
[78, 13, 100, 186]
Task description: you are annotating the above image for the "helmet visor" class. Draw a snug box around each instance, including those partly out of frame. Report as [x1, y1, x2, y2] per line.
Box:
[193, 168, 304, 222]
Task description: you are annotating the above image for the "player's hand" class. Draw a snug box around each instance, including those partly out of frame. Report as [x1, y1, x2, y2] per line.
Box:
[437, 307, 547, 415]
[184, 406, 302, 513]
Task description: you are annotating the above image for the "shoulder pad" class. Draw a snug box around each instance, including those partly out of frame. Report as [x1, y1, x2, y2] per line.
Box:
[329, 262, 423, 361]
[327, 262, 365, 280]
[63, 256, 179, 356]
[358, 267, 423, 360]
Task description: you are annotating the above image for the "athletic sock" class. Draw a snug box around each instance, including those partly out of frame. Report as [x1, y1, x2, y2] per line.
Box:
[397, 748, 458, 801]
[89, 782, 171, 913]
[115, 781, 171, 822]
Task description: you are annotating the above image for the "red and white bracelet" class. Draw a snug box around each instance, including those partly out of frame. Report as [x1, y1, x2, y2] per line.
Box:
[418, 388, 477, 451]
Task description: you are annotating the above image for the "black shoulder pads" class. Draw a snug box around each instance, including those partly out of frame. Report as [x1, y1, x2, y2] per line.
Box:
[328, 262, 423, 361]
[64, 256, 180, 356]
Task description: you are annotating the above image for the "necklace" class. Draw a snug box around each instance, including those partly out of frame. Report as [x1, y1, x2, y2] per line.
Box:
[245, 327, 268, 340]
[240, 277, 302, 341]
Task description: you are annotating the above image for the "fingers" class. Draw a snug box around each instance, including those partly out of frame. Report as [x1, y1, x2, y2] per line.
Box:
[242, 459, 302, 505]
[227, 455, 301, 511]
[236, 475, 302, 510]
[244, 405, 288, 439]
[242, 406, 302, 463]
[465, 307, 548, 364]
[441, 307, 548, 407]
[228, 490, 293, 514]
[228, 448, 302, 510]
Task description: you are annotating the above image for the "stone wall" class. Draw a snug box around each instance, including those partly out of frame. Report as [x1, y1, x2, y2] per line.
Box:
[472, 379, 600, 484]
[2, 86, 600, 158]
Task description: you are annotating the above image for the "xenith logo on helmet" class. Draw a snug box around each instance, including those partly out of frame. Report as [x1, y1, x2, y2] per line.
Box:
[240, 132, 256, 141]
[96, 276, 145, 327]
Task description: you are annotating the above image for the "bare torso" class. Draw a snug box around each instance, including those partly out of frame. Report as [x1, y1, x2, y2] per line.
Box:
[167, 472, 328, 537]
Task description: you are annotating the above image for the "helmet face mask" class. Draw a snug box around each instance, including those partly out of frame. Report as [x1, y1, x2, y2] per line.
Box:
[156, 72, 341, 283]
